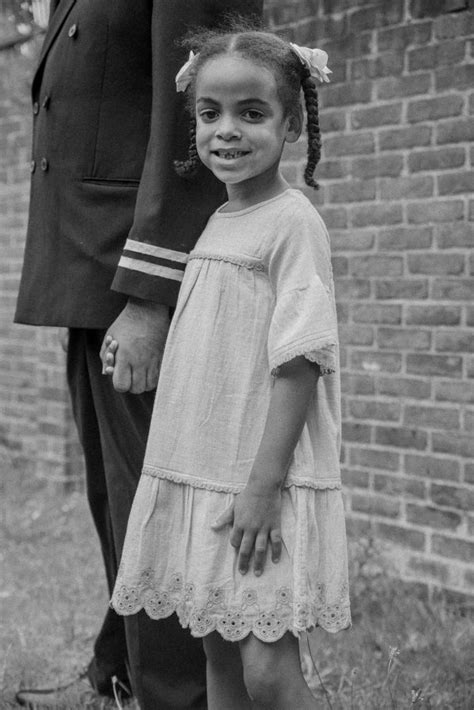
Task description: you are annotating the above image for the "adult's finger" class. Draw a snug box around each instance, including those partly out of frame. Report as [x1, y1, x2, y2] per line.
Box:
[211, 504, 234, 531]
[253, 531, 268, 577]
[112, 360, 132, 393]
[270, 529, 282, 564]
[100, 333, 113, 362]
[129, 366, 147, 394]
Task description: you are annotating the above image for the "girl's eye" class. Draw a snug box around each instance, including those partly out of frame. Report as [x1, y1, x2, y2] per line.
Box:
[243, 109, 264, 122]
[199, 109, 219, 122]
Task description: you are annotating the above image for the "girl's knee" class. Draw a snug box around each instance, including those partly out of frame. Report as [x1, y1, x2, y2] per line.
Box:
[243, 659, 281, 707]
[240, 635, 295, 706]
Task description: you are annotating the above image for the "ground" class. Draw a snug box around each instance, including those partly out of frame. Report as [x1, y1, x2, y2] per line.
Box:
[1, 453, 473, 709]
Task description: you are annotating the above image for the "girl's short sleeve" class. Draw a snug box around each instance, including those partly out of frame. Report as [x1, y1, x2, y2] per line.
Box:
[266, 204, 338, 376]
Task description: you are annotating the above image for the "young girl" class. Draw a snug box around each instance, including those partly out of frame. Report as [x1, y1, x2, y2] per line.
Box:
[109, 26, 350, 710]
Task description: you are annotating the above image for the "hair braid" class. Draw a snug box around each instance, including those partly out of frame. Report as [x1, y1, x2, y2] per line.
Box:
[300, 67, 321, 190]
[173, 117, 201, 178]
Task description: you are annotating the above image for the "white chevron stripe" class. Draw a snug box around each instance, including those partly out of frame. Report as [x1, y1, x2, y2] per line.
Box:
[118, 256, 184, 281]
[125, 239, 188, 264]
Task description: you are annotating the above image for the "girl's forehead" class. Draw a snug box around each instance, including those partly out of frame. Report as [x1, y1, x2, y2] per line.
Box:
[196, 55, 279, 100]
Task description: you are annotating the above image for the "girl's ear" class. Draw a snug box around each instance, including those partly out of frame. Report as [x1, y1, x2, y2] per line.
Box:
[285, 104, 303, 144]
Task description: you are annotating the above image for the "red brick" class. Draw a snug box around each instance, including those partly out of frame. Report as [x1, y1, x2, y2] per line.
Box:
[433, 432, 474, 458]
[319, 110, 347, 133]
[377, 376, 431, 399]
[436, 223, 473, 248]
[407, 556, 450, 584]
[335, 279, 371, 300]
[331, 230, 375, 251]
[406, 503, 462, 531]
[353, 304, 401, 324]
[376, 74, 431, 100]
[324, 132, 375, 157]
[380, 125, 432, 150]
[323, 81, 372, 108]
[467, 307, 474, 326]
[408, 253, 465, 275]
[331, 255, 348, 276]
[434, 11, 474, 39]
[431, 483, 474, 511]
[407, 200, 464, 224]
[377, 22, 432, 52]
[317, 207, 347, 229]
[378, 227, 432, 251]
[351, 255, 403, 278]
[407, 353, 462, 377]
[316, 160, 346, 180]
[437, 118, 474, 145]
[438, 171, 474, 196]
[373, 473, 426, 499]
[341, 421, 372, 443]
[406, 305, 461, 326]
[352, 493, 400, 518]
[407, 95, 464, 124]
[329, 180, 376, 203]
[341, 373, 375, 396]
[465, 464, 474, 484]
[375, 279, 428, 300]
[341, 467, 370, 489]
[432, 279, 474, 300]
[405, 454, 461, 482]
[435, 330, 474, 353]
[375, 426, 428, 450]
[409, 40, 466, 72]
[336, 302, 349, 323]
[350, 446, 400, 471]
[378, 327, 431, 351]
[349, 2, 404, 33]
[375, 522, 426, 551]
[351, 154, 403, 179]
[349, 399, 401, 421]
[380, 176, 434, 200]
[351, 103, 402, 129]
[408, 147, 466, 173]
[432, 535, 474, 563]
[404, 404, 460, 430]
[436, 65, 474, 93]
[463, 410, 474, 433]
[339, 323, 374, 346]
[345, 516, 372, 538]
[351, 203, 403, 227]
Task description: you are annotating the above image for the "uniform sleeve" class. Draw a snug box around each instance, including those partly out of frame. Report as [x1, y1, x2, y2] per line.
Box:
[111, 0, 264, 307]
[266, 206, 338, 377]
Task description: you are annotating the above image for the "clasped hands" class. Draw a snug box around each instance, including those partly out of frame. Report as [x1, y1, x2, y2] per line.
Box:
[99, 298, 169, 393]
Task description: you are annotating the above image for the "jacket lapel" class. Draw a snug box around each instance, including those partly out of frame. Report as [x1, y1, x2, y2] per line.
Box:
[32, 0, 76, 91]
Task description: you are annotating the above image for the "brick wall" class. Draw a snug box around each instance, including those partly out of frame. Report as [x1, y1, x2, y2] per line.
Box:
[267, 0, 474, 598]
[1, 0, 473, 597]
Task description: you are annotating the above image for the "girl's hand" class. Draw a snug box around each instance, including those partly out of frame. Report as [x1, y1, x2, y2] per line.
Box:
[212, 483, 282, 577]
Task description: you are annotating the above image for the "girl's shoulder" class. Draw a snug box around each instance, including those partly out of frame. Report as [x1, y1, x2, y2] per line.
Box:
[264, 189, 330, 254]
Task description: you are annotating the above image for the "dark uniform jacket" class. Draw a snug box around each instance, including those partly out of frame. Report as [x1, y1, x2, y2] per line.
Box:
[15, 0, 263, 328]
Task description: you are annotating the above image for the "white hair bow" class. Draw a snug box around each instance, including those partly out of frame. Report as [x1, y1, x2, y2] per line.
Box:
[176, 51, 198, 93]
[289, 43, 331, 83]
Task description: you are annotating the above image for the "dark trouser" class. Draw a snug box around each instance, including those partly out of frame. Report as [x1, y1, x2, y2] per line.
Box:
[66, 328, 207, 710]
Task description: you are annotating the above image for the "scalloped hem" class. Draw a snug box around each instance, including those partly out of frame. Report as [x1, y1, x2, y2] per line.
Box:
[270, 343, 337, 377]
[111, 592, 351, 642]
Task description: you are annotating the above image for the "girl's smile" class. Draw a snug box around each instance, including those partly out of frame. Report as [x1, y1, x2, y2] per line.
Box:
[195, 56, 300, 209]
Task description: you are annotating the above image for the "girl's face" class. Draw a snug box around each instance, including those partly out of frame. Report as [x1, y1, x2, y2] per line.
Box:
[195, 55, 300, 205]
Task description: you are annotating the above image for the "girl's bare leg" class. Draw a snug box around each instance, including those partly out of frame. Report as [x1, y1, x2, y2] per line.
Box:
[239, 632, 318, 710]
[203, 632, 252, 710]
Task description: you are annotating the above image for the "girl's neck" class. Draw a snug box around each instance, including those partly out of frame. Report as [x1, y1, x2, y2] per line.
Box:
[222, 171, 290, 214]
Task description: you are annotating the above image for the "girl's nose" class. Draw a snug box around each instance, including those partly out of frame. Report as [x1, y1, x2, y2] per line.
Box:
[216, 117, 241, 141]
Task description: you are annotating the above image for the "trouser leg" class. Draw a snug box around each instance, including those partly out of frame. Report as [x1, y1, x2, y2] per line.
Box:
[67, 328, 207, 710]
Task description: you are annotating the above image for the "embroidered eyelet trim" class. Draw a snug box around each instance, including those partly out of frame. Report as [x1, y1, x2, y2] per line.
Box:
[270, 343, 337, 377]
[111, 569, 351, 642]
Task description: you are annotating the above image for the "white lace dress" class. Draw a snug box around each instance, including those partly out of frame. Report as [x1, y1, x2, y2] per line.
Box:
[111, 189, 351, 642]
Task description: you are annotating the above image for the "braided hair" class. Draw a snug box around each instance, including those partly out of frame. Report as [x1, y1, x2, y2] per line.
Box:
[173, 26, 323, 189]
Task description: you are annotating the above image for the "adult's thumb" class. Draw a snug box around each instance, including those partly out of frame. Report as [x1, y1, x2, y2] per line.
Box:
[211, 504, 234, 531]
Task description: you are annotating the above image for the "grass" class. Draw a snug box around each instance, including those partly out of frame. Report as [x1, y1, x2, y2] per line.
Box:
[1, 452, 473, 709]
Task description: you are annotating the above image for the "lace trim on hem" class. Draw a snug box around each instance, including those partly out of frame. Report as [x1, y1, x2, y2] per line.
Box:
[141, 466, 341, 492]
[270, 343, 337, 377]
[188, 251, 264, 272]
[111, 575, 351, 641]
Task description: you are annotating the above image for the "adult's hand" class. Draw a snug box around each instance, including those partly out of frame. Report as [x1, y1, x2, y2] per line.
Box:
[100, 297, 169, 394]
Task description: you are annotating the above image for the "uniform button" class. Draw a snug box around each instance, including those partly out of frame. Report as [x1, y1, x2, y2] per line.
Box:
[33, 101, 39, 115]
[30, 160, 36, 173]
[42, 95, 50, 109]
[68, 23, 77, 38]
[40, 157, 49, 171]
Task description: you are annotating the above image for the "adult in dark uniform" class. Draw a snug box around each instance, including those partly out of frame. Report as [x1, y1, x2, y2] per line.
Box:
[15, 1, 263, 708]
